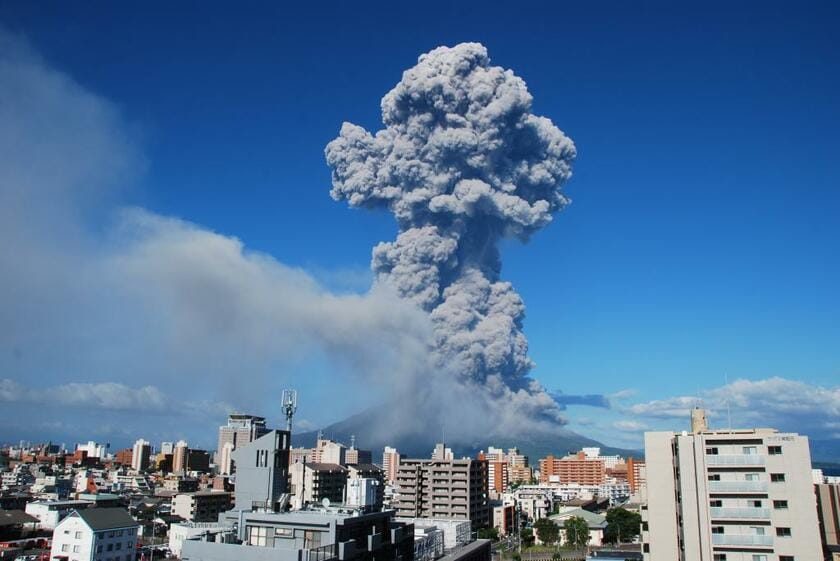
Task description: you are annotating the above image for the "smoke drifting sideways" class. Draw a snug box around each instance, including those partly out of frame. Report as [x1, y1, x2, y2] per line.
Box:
[326, 43, 577, 440]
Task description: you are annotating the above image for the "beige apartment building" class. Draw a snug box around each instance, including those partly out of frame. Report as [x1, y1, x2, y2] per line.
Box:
[172, 491, 232, 522]
[643, 409, 822, 561]
[394, 448, 489, 529]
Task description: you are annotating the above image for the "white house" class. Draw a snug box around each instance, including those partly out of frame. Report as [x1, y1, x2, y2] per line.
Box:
[50, 508, 139, 561]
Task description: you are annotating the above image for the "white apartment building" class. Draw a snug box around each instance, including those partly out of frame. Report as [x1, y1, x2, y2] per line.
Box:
[130, 439, 150, 472]
[49, 508, 139, 561]
[643, 410, 822, 561]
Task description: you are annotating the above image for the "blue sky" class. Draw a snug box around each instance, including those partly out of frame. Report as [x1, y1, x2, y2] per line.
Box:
[1, 1, 838, 453]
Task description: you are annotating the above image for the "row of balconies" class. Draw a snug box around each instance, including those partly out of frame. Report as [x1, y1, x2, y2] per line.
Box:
[707, 481, 768, 492]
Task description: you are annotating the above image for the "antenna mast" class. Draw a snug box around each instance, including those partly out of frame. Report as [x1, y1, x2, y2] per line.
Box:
[281, 389, 298, 433]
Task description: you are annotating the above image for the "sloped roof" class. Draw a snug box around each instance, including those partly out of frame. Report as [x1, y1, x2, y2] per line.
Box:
[0, 509, 38, 526]
[76, 508, 139, 531]
[550, 508, 607, 529]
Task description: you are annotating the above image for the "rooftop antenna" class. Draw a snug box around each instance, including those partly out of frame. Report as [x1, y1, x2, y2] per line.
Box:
[281, 389, 298, 433]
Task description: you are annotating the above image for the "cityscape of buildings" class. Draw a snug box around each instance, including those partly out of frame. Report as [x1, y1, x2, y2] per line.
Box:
[0, 400, 838, 561]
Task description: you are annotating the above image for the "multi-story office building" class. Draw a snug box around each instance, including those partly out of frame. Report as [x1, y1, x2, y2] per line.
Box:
[172, 491, 232, 522]
[216, 414, 269, 475]
[130, 439, 151, 472]
[539, 452, 606, 485]
[642, 409, 822, 561]
[230, 429, 291, 512]
[394, 445, 489, 529]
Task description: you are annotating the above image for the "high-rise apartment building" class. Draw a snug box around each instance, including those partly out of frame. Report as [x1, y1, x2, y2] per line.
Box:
[642, 409, 822, 561]
[216, 414, 269, 475]
[394, 444, 489, 529]
[815, 483, 840, 559]
[539, 452, 606, 485]
[173, 440, 189, 474]
[131, 439, 151, 472]
[383, 446, 400, 484]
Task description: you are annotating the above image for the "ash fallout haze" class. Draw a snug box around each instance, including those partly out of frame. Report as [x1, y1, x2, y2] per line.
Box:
[0, 1, 839, 461]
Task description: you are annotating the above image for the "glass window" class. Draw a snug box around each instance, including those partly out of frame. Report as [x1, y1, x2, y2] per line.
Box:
[275, 528, 293, 538]
[773, 500, 788, 509]
[713, 555, 727, 561]
[768, 445, 782, 454]
[751, 555, 767, 561]
[706, 447, 719, 455]
[750, 500, 762, 508]
[73, 545, 80, 553]
[248, 525, 268, 547]
[779, 556, 794, 561]
[751, 527, 765, 536]
[708, 473, 721, 481]
[776, 527, 791, 537]
[771, 473, 786, 482]
[743, 446, 758, 455]
[62, 545, 69, 552]
[745, 473, 760, 481]
[75, 531, 82, 539]
[711, 526, 724, 534]
[116, 543, 122, 550]
[710, 500, 723, 507]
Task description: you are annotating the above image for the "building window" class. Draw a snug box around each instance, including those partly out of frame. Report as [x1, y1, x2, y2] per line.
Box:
[750, 500, 762, 508]
[73, 545, 80, 553]
[75, 531, 82, 539]
[711, 526, 724, 534]
[706, 447, 719, 455]
[62, 545, 69, 552]
[275, 528, 293, 538]
[248, 525, 268, 547]
[116, 543, 122, 550]
[770, 473, 786, 482]
[745, 473, 760, 481]
[751, 556, 767, 561]
[742, 446, 757, 455]
[107, 544, 114, 551]
[708, 473, 721, 481]
[108, 531, 115, 538]
[773, 500, 788, 509]
[779, 557, 794, 561]
[710, 500, 723, 508]
[776, 527, 791, 537]
[713, 555, 727, 561]
[768, 445, 782, 455]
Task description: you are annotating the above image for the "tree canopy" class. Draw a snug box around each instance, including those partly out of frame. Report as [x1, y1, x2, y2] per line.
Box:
[563, 516, 590, 549]
[603, 508, 642, 544]
[534, 517, 560, 545]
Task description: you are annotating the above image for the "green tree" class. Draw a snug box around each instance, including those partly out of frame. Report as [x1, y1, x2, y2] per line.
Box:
[603, 508, 642, 544]
[563, 516, 590, 549]
[534, 517, 560, 545]
[477, 527, 499, 541]
[519, 527, 534, 547]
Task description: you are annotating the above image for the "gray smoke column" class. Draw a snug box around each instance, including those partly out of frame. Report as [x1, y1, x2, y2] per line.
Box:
[326, 43, 576, 428]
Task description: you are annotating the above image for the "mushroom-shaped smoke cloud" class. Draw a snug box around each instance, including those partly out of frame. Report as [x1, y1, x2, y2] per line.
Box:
[326, 43, 576, 433]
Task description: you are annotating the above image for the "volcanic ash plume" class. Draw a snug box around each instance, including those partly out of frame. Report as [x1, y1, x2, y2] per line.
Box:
[326, 43, 576, 432]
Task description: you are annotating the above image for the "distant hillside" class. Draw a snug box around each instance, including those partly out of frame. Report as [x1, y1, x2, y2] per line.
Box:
[291, 406, 641, 462]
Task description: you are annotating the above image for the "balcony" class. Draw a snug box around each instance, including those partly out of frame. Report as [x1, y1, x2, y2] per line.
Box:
[712, 534, 773, 547]
[709, 507, 770, 519]
[706, 454, 765, 466]
[707, 481, 768, 493]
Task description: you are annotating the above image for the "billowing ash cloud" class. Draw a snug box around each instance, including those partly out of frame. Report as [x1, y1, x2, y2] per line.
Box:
[326, 43, 576, 428]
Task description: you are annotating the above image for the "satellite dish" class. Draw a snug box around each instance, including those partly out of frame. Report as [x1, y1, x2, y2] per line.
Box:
[322, 498, 331, 508]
